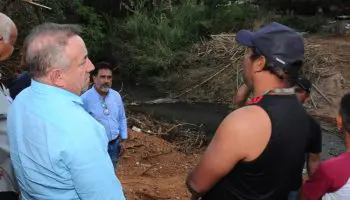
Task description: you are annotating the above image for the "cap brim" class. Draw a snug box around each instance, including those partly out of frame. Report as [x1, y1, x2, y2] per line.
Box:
[235, 30, 254, 47]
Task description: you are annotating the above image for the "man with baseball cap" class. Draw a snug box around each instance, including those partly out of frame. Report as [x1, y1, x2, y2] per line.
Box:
[186, 22, 314, 200]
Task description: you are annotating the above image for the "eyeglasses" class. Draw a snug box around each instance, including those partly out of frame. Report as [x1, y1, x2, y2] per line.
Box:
[101, 100, 110, 115]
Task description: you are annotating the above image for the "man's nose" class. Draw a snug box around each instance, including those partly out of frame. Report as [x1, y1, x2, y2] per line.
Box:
[86, 58, 94, 72]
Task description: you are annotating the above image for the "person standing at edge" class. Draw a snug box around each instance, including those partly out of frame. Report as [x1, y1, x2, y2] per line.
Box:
[301, 93, 350, 200]
[0, 12, 19, 200]
[233, 77, 322, 200]
[186, 22, 312, 200]
[7, 23, 125, 200]
[81, 62, 128, 169]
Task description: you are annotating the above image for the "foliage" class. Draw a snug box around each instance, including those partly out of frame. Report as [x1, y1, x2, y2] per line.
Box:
[276, 15, 327, 33]
[210, 4, 262, 33]
[3, 0, 331, 83]
[109, 3, 209, 77]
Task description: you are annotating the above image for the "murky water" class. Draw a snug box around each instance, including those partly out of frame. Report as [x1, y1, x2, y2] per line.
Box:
[122, 83, 345, 160]
[321, 131, 345, 160]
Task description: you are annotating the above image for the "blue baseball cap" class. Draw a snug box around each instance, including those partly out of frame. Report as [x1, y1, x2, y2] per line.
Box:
[236, 22, 304, 71]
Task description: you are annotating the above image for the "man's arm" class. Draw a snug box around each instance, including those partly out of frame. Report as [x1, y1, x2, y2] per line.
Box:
[80, 92, 89, 111]
[300, 164, 330, 200]
[117, 93, 127, 140]
[307, 153, 320, 176]
[306, 117, 322, 176]
[186, 106, 271, 198]
[65, 126, 125, 200]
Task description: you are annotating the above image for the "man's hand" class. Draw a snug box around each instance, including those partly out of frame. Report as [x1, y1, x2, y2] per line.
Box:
[233, 84, 251, 107]
[307, 153, 320, 177]
[119, 142, 126, 156]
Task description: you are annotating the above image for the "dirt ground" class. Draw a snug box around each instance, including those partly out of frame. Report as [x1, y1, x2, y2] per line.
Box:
[117, 131, 201, 200]
[118, 35, 350, 200]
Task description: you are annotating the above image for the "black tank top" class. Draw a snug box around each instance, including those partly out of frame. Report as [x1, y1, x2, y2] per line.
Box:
[202, 94, 311, 200]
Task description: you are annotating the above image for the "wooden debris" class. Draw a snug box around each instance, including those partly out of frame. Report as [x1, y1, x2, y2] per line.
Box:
[22, 0, 52, 10]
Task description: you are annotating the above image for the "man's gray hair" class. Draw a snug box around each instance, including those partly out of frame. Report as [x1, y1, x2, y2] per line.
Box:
[0, 13, 16, 43]
[24, 23, 82, 78]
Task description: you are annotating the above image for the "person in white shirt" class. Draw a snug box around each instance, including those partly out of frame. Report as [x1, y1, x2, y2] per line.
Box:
[0, 12, 19, 200]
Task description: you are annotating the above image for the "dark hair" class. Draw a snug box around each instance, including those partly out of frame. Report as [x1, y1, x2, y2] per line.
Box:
[339, 93, 350, 133]
[250, 47, 302, 86]
[294, 76, 312, 94]
[92, 62, 113, 76]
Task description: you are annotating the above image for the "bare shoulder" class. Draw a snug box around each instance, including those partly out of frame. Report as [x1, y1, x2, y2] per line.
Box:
[214, 105, 272, 161]
[217, 105, 270, 135]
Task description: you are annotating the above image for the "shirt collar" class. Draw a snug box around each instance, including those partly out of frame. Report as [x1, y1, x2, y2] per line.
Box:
[31, 79, 83, 105]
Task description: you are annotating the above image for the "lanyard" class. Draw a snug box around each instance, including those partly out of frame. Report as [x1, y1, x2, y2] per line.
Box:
[248, 88, 295, 105]
[263, 88, 295, 95]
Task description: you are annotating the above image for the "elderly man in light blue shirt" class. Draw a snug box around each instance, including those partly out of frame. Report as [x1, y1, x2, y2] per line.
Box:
[81, 62, 127, 168]
[7, 23, 125, 200]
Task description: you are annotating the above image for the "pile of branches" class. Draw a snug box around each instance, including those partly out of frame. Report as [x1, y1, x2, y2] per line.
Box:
[175, 34, 342, 109]
[127, 111, 207, 153]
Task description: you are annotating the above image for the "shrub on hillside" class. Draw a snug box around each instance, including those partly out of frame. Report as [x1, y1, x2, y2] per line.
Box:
[276, 15, 327, 33]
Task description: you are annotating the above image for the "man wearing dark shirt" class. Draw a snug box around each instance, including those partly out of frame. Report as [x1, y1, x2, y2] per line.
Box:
[9, 71, 31, 100]
[288, 76, 322, 200]
[186, 22, 310, 200]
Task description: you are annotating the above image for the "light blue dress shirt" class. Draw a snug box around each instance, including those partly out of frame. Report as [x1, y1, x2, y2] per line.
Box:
[7, 80, 125, 200]
[81, 87, 127, 141]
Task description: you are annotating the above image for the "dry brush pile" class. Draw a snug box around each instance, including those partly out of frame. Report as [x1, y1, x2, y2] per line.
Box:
[172, 34, 343, 110]
[127, 112, 207, 154]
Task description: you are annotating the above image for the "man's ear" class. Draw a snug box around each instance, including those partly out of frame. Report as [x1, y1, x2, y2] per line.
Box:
[336, 114, 343, 130]
[253, 56, 266, 73]
[49, 68, 64, 87]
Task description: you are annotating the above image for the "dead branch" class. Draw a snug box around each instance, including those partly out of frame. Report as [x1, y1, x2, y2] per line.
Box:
[165, 123, 198, 134]
[126, 144, 144, 149]
[141, 164, 157, 176]
[312, 83, 332, 105]
[128, 117, 146, 126]
[2, 0, 14, 13]
[174, 62, 234, 99]
[310, 94, 317, 109]
[119, 82, 124, 93]
[22, 0, 52, 10]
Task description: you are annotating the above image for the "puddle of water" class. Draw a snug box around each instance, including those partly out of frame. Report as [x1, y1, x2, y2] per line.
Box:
[128, 102, 230, 134]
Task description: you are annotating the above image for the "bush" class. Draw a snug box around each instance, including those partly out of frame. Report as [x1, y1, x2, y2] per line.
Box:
[110, 4, 210, 78]
[210, 4, 262, 33]
[109, 3, 263, 79]
[275, 15, 327, 33]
